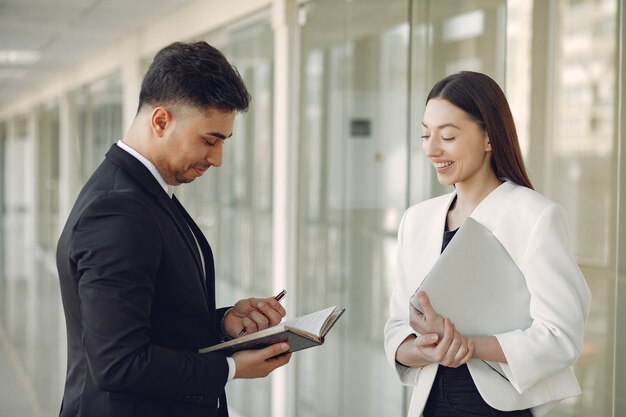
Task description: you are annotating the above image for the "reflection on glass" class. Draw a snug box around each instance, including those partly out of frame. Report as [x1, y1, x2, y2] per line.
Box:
[505, 0, 532, 157]
[3, 114, 30, 350]
[546, 1, 617, 416]
[552, 0, 616, 266]
[410, 0, 507, 205]
[0, 123, 6, 317]
[69, 73, 123, 184]
[442, 9, 485, 41]
[1, 108, 65, 413]
[34, 102, 63, 411]
[36, 102, 60, 250]
[296, 1, 409, 416]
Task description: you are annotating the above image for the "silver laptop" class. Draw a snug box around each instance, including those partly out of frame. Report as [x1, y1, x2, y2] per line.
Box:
[410, 217, 531, 336]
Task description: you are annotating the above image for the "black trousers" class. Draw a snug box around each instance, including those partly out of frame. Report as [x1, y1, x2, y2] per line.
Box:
[423, 365, 533, 417]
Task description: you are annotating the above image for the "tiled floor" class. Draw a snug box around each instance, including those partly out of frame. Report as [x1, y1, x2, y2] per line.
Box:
[0, 326, 40, 417]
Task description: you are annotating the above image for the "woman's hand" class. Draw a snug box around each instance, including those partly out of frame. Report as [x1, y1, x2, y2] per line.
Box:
[397, 318, 474, 369]
[409, 290, 445, 339]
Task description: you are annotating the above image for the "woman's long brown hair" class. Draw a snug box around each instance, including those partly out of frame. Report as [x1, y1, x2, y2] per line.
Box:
[427, 71, 533, 189]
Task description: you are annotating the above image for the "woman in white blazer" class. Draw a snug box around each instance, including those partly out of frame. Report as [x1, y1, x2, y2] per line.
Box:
[384, 71, 591, 417]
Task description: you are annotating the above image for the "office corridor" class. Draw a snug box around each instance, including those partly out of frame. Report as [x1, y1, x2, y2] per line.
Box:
[0, 325, 41, 417]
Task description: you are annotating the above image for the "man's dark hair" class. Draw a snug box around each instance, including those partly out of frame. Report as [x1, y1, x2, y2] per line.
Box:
[138, 41, 251, 113]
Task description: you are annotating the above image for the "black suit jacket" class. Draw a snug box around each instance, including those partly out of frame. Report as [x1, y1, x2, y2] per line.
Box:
[56, 144, 230, 417]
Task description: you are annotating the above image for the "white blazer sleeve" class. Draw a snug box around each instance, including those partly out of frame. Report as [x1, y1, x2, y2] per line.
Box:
[384, 210, 421, 386]
[495, 203, 591, 393]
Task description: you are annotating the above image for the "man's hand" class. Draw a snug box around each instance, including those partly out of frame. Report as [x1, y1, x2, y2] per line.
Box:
[223, 296, 287, 339]
[232, 343, 292, 379]
[409, 290, 445, 339]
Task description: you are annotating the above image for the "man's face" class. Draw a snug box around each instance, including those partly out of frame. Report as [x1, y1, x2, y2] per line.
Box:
[153, 106, 235, 185]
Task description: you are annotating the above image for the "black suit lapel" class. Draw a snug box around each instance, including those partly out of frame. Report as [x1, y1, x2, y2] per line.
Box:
[105, 144, 208, 295]
[172, 196, 216, 310]
[164, 197, 209, 295]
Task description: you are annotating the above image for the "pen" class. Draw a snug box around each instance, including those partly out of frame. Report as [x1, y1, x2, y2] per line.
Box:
[238, 289, 287, 337]
[274, 289, 287, 302]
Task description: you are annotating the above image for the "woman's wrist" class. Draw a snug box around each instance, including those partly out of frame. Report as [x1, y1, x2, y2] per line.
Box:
[469, 335, 507, 363]
[395, 335, 432, 368]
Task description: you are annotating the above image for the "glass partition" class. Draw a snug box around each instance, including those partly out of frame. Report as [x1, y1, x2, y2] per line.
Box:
[0, 1, 620, 416]
[408, 1, 619, 416]
[0, 122, 5, 319]
[295, 1, 410, 415]
[36, 102, 60, 251]
[3, 114, 30, 348]
[409, 0, 508, 202]
[69, 73, 123, 184]
[295, 0, 617, 416]
[543, 1, 618, 415]
[615, 1, 626, 412]
[32, 101, 63, 412]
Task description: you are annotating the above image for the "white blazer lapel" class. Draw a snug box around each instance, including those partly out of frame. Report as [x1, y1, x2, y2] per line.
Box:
[469, 181, 527, 266]
[404, 191, 457, 291]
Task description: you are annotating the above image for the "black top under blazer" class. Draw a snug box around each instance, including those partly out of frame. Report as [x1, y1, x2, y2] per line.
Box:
[56, 144, 230, 417]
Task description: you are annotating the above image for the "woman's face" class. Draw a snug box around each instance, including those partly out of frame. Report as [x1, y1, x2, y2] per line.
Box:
[421, 98, 493, 187]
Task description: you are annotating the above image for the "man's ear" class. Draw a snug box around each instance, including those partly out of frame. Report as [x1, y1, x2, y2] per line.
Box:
[151, 107, 171, 136]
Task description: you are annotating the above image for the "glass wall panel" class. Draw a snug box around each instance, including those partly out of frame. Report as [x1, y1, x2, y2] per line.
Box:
[0, 73, 123, 416]
[0, 1, 620, 417]
[36, 102, 60, 250]
[543, 1, 618, 416]
[408, 1, 618, 416]
[3, 115, 30, 348]
[296, 1, 410, 416]
[409, 0, 507, 203]
[504, 0, 533, 157]
[33, 101, 63, 413]
[417, 0, 620, 416]
[176, 16, 275, 417]
[411, 2, 622, 415]
[69, 73, 123, 184]
[615, 1, 626, 412]
[0, 122, 5, 320]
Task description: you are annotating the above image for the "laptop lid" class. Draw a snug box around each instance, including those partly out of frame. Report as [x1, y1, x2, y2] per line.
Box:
[410, 217, 531, 336]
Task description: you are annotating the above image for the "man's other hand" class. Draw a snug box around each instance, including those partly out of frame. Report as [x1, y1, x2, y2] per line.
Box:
[232, 343, 292, 379]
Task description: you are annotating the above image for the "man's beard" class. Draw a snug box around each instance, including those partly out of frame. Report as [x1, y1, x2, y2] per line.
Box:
[174, 172, 196, 184]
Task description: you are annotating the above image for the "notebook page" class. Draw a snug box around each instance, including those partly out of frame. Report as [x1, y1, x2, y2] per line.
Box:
[282, 306, 337, 336]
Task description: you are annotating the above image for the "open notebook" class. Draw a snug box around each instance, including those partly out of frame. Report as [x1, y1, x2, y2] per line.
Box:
[200, 306, 345, 355]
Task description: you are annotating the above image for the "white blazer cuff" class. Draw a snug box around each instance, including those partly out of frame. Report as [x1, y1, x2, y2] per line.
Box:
[495, 330, 533, 393]
[386, 326, 421, 386]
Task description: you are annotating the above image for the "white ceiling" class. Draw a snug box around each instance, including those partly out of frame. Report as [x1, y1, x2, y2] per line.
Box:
[0, 0, 192, 109]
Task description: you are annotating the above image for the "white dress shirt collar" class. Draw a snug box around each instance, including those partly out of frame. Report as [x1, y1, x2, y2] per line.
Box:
[116, 140, 175, 198]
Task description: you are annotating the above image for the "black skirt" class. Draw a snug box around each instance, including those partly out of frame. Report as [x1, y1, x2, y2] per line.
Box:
[423, 365, 533, 417]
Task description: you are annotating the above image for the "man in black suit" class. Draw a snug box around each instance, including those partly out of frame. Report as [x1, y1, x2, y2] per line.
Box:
[56, 41, 291, 417]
